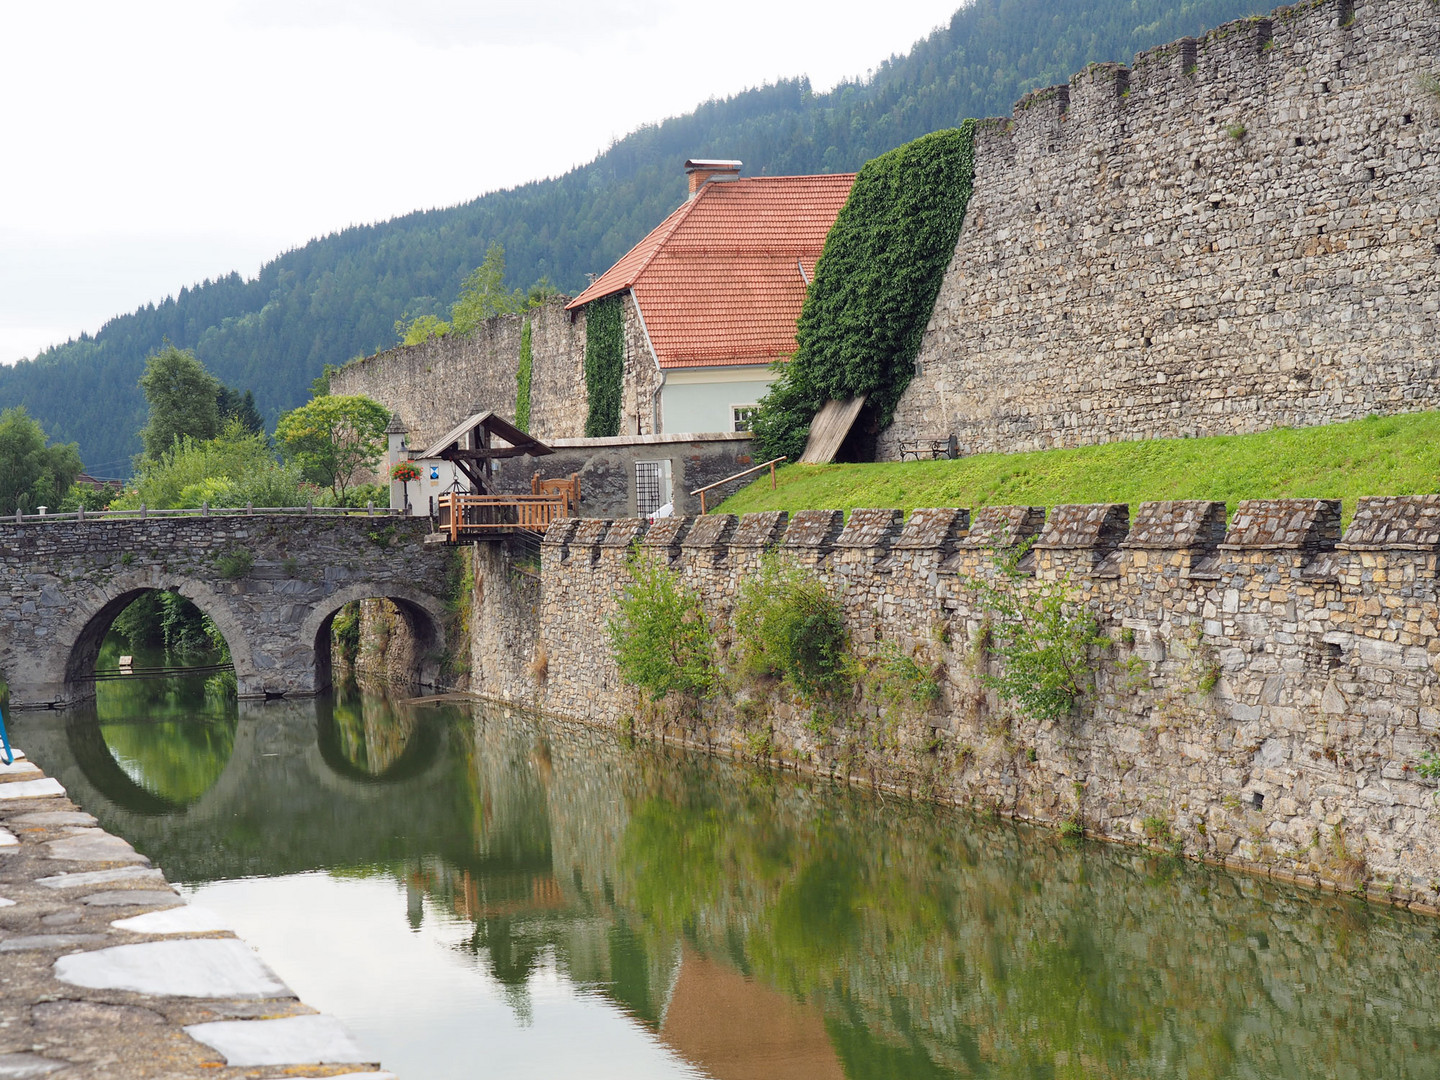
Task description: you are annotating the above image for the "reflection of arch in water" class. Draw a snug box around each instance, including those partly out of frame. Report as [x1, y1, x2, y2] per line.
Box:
[302, 585, 447, 695]
[314, 693, 443, 785]
[64, 706, 243, 817]
[57, 574, 253, 704]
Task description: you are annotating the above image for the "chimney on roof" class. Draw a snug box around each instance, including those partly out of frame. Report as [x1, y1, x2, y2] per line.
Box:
[685, 158, 741, 199]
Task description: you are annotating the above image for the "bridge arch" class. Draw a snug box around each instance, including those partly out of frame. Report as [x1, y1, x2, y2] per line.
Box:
[301, 584, 448, 695]
[48, 570, 257, 706]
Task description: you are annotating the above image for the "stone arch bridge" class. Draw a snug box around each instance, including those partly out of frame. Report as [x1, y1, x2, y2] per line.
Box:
[0, 511, 455, 708]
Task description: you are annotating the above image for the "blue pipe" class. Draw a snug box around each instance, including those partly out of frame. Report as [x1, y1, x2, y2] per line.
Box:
[0, 705, 12, 766]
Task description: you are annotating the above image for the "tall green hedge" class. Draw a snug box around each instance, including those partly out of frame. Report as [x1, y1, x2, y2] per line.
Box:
[515, 317, 533, 432]
[752, 124, 978, 461]
[583, 295, 625, 437]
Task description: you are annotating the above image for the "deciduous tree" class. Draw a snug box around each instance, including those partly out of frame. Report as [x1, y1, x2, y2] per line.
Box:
[275, 395, 391, 499]
[138, 346, 221, 459]
[0, 407, 83, 514]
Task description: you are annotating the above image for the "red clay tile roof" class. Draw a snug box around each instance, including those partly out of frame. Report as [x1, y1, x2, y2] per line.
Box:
[566, 173, 856, 369]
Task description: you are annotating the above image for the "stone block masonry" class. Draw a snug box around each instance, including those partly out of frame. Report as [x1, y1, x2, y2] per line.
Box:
[331, 290, 666, 449]
[882, 0, 1440, 458]
[330, 297, 589, 451]
[469, 494, 1440, 912]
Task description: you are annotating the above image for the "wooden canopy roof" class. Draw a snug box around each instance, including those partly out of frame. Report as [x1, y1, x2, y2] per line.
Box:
[418, 411, 553, 494]
[419, 412, 553, 460]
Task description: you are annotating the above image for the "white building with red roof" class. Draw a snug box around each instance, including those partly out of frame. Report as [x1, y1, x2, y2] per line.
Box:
[567, 160, 855, 436]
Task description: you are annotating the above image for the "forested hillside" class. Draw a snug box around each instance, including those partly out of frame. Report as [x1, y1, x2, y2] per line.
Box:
[0, 0, 1267, 474]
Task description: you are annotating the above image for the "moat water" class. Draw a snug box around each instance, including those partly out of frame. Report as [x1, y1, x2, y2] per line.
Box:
[10, 646, 1440, 1079]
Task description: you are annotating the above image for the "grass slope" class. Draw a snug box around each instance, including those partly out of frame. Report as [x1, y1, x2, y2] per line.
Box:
[718, 413, 1440, 522]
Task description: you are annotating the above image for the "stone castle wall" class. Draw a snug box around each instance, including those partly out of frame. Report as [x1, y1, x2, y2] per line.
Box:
[330, 297, 589, 449]
[470, 495, 1440, 912]
[328, 290, 667, 447]
[882, 0, 1440, 458]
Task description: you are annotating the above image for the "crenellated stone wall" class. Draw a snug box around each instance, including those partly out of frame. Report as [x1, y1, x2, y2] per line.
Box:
[470, 494, 1440, 912]
[882, 0, 1440, 458]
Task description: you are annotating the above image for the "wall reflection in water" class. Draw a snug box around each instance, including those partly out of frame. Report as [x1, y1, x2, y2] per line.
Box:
[11, 687, 1440, 1080]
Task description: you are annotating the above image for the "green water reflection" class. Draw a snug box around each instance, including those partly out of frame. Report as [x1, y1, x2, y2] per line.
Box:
[90, 637, 236, 809]
[11, 682, 1440, 1079]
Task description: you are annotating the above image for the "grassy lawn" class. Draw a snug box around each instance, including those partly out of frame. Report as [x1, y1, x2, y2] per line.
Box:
[717, 412, 1440, 522]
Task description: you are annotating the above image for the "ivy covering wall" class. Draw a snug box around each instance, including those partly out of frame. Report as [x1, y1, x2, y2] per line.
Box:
[515, 318, 533, 432]
[583, 294, 625, 438]
[752, 124, 979, 461]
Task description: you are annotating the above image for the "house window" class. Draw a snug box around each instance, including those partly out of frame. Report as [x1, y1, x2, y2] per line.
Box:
[732, 405, 759, 432]
[635, 460, 672, 516]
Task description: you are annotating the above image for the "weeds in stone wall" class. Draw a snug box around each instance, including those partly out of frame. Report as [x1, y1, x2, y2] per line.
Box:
[332, 601, 361, 669]
[872, 640, 944, 709]
[1420, 73, 1440, 100]
[1143, 814, 1184, 857]
[439, 547, 474, 685]
[214, 548, 254, 580]
[608, 551, 718, 702]
[732, 552, 850, 701]
[964, 545, 1109, 725]
[1224, 121, 1247, 140]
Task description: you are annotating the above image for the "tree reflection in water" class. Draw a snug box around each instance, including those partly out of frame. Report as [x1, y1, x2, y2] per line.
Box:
[92, 637, 237, 810]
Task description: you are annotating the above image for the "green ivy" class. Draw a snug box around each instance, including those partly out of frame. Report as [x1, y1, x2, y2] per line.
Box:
[515, 317, 534, 432]
[752, 124, 978, 461]
[584, 295, 624, 437]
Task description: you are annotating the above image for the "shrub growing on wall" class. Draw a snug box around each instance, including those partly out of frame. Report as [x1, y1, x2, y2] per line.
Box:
[752, 123, 979, 461]
[733, 553, 850, 699]
[584, 295, 624, 437]
[966, 543, 1109, 724]
[608, 553, 717, 701]
[515, 318, 534, 432]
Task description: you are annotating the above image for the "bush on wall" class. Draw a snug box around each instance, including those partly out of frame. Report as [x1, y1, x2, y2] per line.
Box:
[752, 123, 979, 461]
[608, 552, 718, 701]
[733, 553, 850, 700]
[583, 295, 624, 437]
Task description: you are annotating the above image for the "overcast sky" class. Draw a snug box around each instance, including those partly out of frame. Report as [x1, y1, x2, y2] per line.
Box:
[0, 0, 959, 365]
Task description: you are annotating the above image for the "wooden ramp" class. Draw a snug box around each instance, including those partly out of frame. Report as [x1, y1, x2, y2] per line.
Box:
[798, 397, 865, 464]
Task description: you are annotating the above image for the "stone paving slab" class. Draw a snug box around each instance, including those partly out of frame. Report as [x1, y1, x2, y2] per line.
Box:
[0, 1053, 66, 1078]
[36, 868, 168, 890]
[0, 745, 388, 1078]
[55, 939, 292, 998]
[0, 779, 64, 800]
[14, 811, 96, 827]
[80, 890, 183, 908]
[183, 1015, 370, 1067]
[44, 831, 148, 864]
[112, 906, 232, 935]
[0, 760, 41, 778]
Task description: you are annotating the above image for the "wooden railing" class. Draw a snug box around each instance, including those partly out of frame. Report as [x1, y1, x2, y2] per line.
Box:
[690, 456, 787, 514]
[437, 493, 569, 541]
